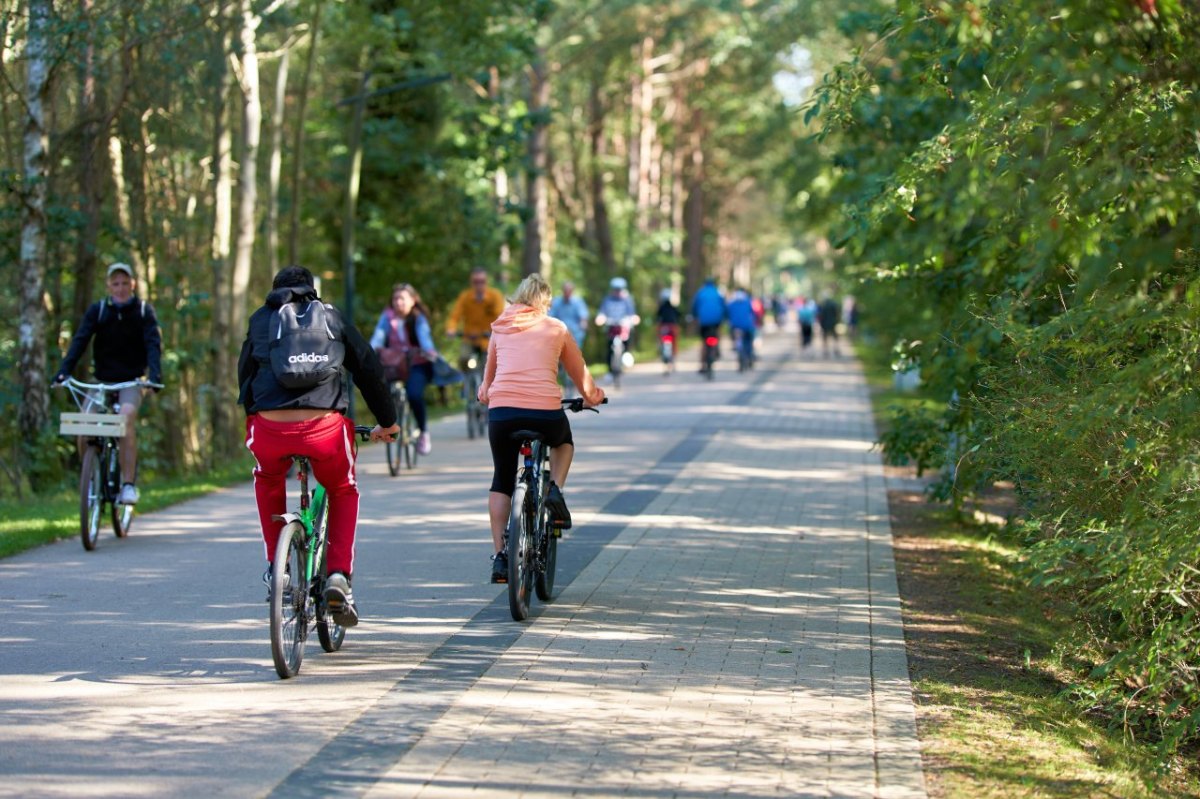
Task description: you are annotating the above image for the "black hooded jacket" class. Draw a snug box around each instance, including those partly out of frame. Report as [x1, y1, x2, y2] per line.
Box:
[237, 285, 396, 426]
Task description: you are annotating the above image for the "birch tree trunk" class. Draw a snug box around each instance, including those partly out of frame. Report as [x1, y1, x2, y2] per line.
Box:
[230, 0, 262, 340]
[266, 47, 288, 276]
[18, 0, 52, 455]
[521, 52, 549, 277]
[210, 11, 236, 461]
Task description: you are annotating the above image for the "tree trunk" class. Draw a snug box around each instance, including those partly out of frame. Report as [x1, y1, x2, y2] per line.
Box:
[635, 36, 655, 234]
[266, 47, 288, 276]
[18, 0, 52, 459]
[73, 0, 102, 324]
[589, 79, 615, 276]
[342, 65, 369, 326]
[230, 0, 262, 341]
[287, 0, 324, 266]
[683, 104, 706, 300]
[210, 13, 236, 462]
[521, 52, 550, 277]
[488, 65, 512, 276]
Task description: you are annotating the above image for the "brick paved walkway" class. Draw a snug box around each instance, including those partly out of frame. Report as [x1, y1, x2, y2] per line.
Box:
[358, 332, 927, 798]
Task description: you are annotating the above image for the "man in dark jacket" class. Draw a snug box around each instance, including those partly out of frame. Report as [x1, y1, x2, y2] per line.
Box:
[238, 265, 399, 627]
[54, 262, 163, 505]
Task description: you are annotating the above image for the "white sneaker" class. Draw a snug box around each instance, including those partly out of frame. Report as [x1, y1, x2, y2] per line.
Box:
[118, 483, 139, 505]
[416, 431, 432, 455]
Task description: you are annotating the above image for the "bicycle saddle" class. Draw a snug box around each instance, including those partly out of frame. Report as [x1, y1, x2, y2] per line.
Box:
[510, 429, 544, 443]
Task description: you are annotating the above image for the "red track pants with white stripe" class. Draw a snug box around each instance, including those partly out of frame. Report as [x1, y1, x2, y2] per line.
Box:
[245, 413, 360, 576]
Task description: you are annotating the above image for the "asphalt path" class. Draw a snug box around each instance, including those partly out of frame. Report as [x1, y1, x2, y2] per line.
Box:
[0, 334, 795, 798]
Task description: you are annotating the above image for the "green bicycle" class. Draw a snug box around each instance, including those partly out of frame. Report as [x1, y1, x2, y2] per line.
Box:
[269, 424, 373, 679]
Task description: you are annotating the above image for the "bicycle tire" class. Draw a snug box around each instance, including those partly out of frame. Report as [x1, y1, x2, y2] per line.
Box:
[270, 523, 308, 678]
[109, 444, 133, 537]
[534, 494, 557, 601]
[79, 446, 103, 551]
[472, 402, 488, 439]
[403, 403, 418, 469]
[312, 495, 345, 653]
[465, 372, 478, 439]
[386, 386, 404, 476]
[506, 482, 533, 620]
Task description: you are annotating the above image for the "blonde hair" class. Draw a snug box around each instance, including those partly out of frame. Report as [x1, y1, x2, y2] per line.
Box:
[509, 273, 553, 312]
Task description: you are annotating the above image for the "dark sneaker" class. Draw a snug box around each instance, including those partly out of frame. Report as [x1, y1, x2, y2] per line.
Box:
[263, 566, 291, 603]
[545, 482, 572, 530]
[491, 552, 508, 584]
[323, 572, 359, 628]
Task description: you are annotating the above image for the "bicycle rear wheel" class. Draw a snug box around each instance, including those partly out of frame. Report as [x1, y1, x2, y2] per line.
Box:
[534, 506, 557, 602]
[270, 523, 309, 678]
[312, 496, 345, 653]
[79, 446, 103, 551]
[109, 444, 133, 537]
[506, 483, 533, 620]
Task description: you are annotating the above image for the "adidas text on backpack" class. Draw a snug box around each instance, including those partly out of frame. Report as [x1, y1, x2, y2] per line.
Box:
[269, 300, 346, 389]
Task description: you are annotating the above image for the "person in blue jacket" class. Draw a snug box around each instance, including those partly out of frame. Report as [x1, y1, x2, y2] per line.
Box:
[690, 277, 726, 369]
[726, 288, 758, 367]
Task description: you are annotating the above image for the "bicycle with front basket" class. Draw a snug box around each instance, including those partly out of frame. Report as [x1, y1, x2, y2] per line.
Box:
[506, 397, 606, 621]
[55, 376, 162, 551]
[269, 424, 374, 679]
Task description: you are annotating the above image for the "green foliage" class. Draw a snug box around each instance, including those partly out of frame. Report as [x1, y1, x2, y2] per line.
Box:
[807, 0, 1200, 751]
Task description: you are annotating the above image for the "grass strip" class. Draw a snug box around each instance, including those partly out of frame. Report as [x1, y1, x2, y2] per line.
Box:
[0, 452, 256, 560]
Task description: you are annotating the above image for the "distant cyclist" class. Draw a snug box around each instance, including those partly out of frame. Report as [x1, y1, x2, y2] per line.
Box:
[238, 266, 399, 628]
[370, 282, 439, 455]
[53, 262, 163, 506]
[477, 273, 606, 583]
[445, 266, 506, 364]
[594, 277, 640, 377]
[549, 280, 590, 396]
[690, 277, 726, 369]
[726, 288, 757, 367]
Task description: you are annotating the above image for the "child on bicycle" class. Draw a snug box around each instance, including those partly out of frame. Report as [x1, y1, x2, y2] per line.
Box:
[237, 266, 399, 628]
[477, 273, 605, 583]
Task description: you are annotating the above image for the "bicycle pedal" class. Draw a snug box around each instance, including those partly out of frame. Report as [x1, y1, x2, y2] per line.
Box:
[551, 527, 563, 538]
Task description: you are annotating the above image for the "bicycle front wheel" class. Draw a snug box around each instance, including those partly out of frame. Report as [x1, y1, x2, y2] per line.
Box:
[507, 483, 533, 621]
[79, 446, 103, 551]
[109, 444, 133, 537]
[403, 404, 418, 469]
[270, 523, 309, 679]
[386, 386, 404, 476]
[312, 496, 345, 653]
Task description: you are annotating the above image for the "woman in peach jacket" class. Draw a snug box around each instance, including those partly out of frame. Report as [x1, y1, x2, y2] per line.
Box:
[477, 273, 606, 583]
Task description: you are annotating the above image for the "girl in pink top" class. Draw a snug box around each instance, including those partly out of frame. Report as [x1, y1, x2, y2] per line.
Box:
[478, 273, 606, 583]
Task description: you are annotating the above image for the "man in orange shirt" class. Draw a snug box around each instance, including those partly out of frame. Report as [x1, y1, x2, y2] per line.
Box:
[445, 267, 506, 361]
[477, 273, 605, 583]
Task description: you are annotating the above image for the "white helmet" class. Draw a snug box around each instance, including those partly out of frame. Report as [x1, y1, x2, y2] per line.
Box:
[610, 277, 627, 290]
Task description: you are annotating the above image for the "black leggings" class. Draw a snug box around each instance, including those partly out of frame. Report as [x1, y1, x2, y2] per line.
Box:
[488, 411, 573, 496]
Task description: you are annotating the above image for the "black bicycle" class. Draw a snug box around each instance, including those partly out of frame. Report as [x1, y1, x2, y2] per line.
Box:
[385, 382, 418, 476]
[269, 424, 374, 679]
[506, 397, 606, 621]
[460, 345, 488, 440]
[56, 376, 162, 551]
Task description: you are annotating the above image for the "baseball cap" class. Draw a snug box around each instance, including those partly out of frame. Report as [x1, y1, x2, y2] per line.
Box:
[106, 263, 134, 279]
[609, 277, 627, 290]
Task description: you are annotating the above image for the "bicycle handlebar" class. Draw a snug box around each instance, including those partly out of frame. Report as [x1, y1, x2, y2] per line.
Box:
[54, 376, 164, 391]
[561, 397, 608, 414]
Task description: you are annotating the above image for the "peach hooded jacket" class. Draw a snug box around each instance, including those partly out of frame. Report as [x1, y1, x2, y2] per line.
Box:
[478, 303, 605, 411]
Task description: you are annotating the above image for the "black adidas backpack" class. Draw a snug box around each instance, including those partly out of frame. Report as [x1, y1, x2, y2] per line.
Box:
[268, 300, 346, 389]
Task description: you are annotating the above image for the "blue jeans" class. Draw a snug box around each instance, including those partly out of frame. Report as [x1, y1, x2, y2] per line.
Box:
[406, 362, 434, 432]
